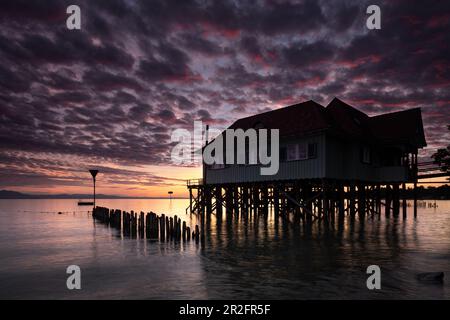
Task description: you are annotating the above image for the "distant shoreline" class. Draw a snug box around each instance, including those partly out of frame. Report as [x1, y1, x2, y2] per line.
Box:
[1, 188, 448, 200]
[0, 190, 188, 200]
[0, 196, 189, 200]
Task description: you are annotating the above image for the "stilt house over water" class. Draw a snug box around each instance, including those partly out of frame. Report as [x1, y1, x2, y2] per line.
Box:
[187, 98, 426, 220]
[203, 98, 426, 185]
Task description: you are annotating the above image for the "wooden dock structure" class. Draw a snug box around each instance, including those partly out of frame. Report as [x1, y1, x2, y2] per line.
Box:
[187, 177, 426, 223]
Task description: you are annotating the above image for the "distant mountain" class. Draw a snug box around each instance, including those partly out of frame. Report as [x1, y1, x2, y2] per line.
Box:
[0, 190, 30, 199]
[0, 190, 186, 199]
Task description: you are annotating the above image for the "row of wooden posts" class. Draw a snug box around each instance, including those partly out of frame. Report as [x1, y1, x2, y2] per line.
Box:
[92, 207, 200, 242]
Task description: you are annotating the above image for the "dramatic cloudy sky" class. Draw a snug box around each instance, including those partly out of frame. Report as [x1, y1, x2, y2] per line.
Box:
[0, 0, 449, 196]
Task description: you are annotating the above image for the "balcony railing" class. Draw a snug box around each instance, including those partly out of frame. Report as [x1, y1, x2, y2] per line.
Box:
[187, 178, 203, 187]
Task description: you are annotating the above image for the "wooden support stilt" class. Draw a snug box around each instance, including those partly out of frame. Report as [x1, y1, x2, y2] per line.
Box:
[273, 184, 280, 218]
[413, 181, 418, 218]
[393, 184, 400, 217]
[234, 186, 240, 218]
[323, 181, 329, 222]
[402, 183, 407, 219]
[376, 184, 381, 215]
[215, 186, 223, 219]
[385, 185, 391, 218]
[338, 183, 345, 219]
[358, 184, 365, 219]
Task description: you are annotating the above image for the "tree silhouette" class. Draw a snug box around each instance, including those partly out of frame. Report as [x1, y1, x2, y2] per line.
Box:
[431, 125, 450, 175]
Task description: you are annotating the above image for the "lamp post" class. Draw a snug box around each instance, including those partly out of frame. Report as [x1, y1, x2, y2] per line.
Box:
[89, 170, 99, 207]
[168, 191, 173, 200]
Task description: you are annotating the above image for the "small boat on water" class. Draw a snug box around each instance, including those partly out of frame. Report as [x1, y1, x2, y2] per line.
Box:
[78, 200, 94, 206]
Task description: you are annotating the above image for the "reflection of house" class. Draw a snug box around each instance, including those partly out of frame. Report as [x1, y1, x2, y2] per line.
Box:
[204, 98, 426, 185]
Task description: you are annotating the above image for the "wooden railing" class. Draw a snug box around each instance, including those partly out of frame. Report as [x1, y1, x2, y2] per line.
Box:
[187, 178, 203, 187]
[417, 162, 449, 179]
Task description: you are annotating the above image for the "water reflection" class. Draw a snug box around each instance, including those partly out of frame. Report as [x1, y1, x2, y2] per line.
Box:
[0, 199, 448, 299]
[191, 202, 448, 299]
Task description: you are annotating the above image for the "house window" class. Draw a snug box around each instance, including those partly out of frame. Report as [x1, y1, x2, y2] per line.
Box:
[287, 144, 297, 161]
[285, 142, 314, 161]
[298, 143, 308, 160]
[308, 143, 317, 159]
[362, 146, 371, 164]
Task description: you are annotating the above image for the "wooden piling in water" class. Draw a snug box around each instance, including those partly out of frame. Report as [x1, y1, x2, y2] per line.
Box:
[169, 217, 174, 239]
[165, 216, 170, 240]
[402, 183, 407, 219]
[393, 184, 400, 217]
[160, 214, 165, 240]
[194, 225, 200, 242]
[93, 206, 197, 243]
[385, 185, 391, 218]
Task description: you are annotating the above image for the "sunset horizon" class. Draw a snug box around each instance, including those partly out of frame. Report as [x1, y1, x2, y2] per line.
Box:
[0, 0, 449, 307]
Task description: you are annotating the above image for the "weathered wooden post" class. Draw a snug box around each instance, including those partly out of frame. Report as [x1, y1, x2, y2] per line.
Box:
[323, 181, 329, 222]
[393, 184, 400, 217]
[215, 186, 223, 219]
[225, 187, 233, 217]
[233, 186, 240, 218]
[349, 182, 356, 218]
[177, 218, 181, 241]
[402, 183, 407, 219]
[160, 214, 165, 240]
[273, 185, 280, 218]
[156, 214, 160, 240]
[195, 225, 200, 242]
[169, 217, 174, 239]
[145, 213, 150, 238]
[189, 188, 193, 214]
[358, 184, 366, 219]
[385, 185, 391, 218]
[375, 184, 381, 215]
[338, 183, 345, 219]
[174, 215, 178, 239]
[413, 181, 418, 218]
[261, 185, 269, 218]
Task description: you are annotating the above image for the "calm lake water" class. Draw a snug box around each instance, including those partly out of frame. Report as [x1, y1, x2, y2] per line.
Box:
[0, 199, 449, 299]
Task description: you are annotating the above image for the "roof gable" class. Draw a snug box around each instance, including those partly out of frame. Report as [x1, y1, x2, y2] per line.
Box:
[221, 98, 426, 148]
[229, 100, 330, 137]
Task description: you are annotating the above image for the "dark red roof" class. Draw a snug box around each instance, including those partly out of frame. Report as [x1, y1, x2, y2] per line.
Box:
[369, 108, 426, 147]
[225, 98, 426, 148]
[229, 100, 330, 138]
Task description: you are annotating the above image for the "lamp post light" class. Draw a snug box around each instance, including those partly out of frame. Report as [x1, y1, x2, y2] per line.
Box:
[89, 170, 99, 207]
